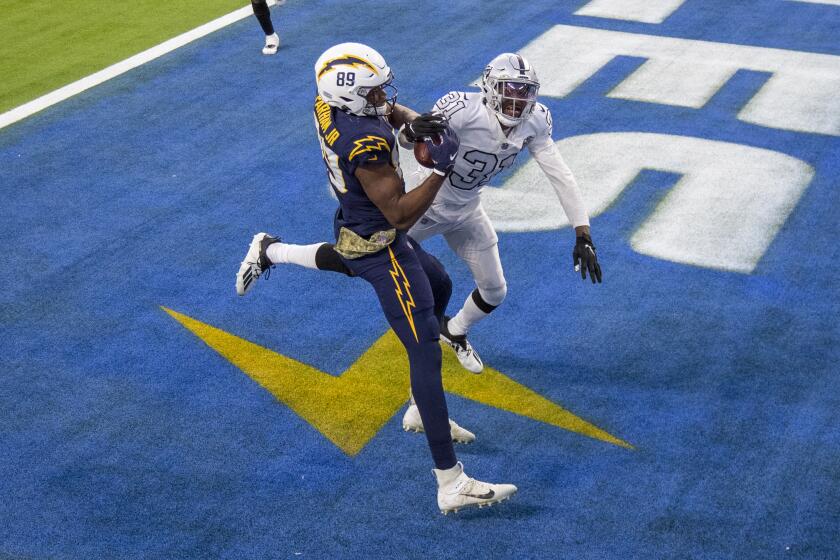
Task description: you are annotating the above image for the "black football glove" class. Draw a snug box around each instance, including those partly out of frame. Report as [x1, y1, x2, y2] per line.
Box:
[573, 234, 602, 284]
[404, 113, 448, 143]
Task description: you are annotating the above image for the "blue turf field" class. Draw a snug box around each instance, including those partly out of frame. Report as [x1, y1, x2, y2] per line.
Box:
[1, 1, 839, 558]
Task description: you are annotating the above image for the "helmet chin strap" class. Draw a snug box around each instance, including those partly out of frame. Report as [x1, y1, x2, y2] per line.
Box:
[483, 103, 516, 131]
[364, 100, 394, 117]
[495, 111, 521, 130]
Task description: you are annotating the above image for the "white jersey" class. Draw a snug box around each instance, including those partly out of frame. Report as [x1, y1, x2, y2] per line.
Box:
[431, 91, 554, 209]
[407, 91, 589, 228]
[404, 91, 590, 304]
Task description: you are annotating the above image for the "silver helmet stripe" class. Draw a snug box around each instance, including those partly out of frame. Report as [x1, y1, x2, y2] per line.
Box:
[515, 54, 528, 76]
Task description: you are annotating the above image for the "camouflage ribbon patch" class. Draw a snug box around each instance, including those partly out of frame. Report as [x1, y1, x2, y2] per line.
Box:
[334, 227, 397, 259]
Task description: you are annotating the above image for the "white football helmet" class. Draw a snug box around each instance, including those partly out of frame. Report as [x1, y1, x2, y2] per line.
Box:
[315, 42, 396, 117]
[481, 53, 540, 128]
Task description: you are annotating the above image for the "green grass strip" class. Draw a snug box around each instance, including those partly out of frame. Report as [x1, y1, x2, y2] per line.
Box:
[0, 0, 248, 114]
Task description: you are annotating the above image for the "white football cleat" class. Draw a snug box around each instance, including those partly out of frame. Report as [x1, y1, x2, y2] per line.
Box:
[235, 232, 279, 296]
[440, 316, 484, 373]
[262, 33, 280, 55]
[434, 462, 517, 515]
[402, 403, 475, 444]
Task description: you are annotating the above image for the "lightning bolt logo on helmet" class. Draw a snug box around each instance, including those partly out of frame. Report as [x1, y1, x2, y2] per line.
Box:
[315, 42, 397, 117]
[317, 55, 379, 79]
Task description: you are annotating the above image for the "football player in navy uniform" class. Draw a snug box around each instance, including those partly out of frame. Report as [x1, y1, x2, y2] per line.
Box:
[251, 0, 279, 55]
[242, 52, 602, 438]
[235, 43, 517, 514]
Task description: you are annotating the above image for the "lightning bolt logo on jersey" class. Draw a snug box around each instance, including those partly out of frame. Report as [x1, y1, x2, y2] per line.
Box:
[349, 135, 392, 162]
[313, 95, 402, 237]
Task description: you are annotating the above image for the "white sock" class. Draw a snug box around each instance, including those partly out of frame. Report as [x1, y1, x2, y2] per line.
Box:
[448, 294, 490, 336]
[266, 242, 324, 269]
[433, 462, 463, 486]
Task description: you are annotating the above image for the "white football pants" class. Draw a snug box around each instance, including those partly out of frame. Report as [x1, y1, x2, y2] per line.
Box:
[408, 202, 507, 306]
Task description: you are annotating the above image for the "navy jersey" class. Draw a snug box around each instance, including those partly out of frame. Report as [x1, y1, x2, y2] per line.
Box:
[313, 95, 401, 238]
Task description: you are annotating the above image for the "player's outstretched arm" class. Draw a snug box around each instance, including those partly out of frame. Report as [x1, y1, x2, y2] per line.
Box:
[356, 163, 445, 231]
[356, 126, 460, 231]
[532, 143, 603, 284]
[392, 106, 448, 144]
[388, 104, 420, 129]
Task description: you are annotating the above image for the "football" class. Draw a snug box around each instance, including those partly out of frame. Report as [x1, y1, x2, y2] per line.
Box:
[413, 138, 435, 168]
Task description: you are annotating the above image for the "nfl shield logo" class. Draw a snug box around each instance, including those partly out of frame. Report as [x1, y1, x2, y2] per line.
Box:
[501, 143, 509, 149]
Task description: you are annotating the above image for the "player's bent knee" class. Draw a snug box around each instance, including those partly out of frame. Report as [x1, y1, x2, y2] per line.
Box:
[315, 243, 354, 276]
[437, 269, 453, 301]
[411, 338, 442, 363]
[393, 308, 442, 351]
[476, 282, 507, 309]
[424, 253, 452, 293]
[415, 311, 442, 345]
[407, 338, 443, 376]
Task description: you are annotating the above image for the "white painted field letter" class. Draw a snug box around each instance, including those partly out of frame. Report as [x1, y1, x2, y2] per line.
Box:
[574, 0, 687, 23]
[519, 25, 840, 135]
[484, 133, 814, 273]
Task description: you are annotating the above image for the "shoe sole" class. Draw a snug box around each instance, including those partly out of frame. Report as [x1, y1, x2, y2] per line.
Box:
[402, 424, 474, 444]
[440, 493, 516, 515]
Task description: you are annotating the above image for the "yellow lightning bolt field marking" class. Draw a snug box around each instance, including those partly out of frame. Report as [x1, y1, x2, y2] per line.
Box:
[162, 307, 633, 455]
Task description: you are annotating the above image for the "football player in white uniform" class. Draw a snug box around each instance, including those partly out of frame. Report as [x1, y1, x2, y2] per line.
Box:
[402, 53, 600, 373]
[245, 53, 601, 440]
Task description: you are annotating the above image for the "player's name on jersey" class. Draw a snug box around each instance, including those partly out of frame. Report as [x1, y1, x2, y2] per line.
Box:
[315, 96, 340, 146]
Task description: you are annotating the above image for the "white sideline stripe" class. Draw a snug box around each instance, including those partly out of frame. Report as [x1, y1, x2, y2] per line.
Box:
[787, 0, 840, 5]
[0, 2, 273, 131]
[574, 0, 687, 23]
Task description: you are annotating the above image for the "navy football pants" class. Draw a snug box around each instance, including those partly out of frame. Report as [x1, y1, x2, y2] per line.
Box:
[341, 233, 457, 470]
